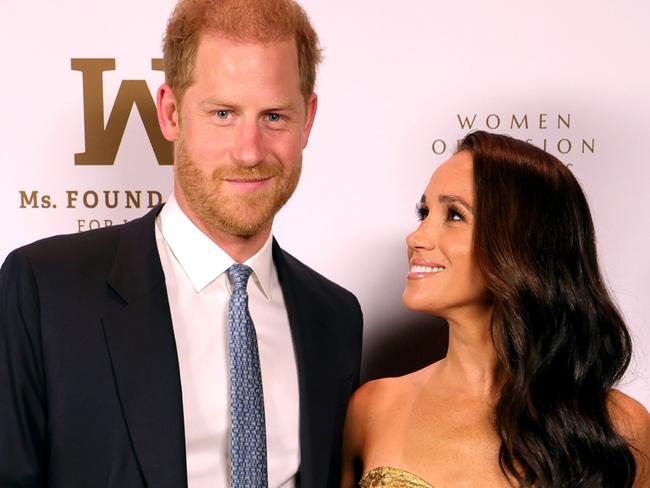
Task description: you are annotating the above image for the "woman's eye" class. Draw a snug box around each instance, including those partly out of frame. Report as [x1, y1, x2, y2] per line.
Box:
[447, 207, 464, 222]
[416, 202, 429, 222]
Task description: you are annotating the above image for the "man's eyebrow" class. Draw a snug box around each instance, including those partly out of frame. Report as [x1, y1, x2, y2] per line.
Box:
[200, 98, 236, 107]
[419, 194, 427, 206]
[438, 194, 474, 213]
[200, 98, 297, 113]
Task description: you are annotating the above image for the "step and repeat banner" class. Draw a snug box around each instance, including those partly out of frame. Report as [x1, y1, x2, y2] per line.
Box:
[2, 0, 649, 408]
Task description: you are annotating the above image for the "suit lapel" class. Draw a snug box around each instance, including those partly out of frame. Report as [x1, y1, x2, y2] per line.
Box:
[102, 206, 188, 488]
[273, 241, 345, 487]
[99, 215, 344, 488]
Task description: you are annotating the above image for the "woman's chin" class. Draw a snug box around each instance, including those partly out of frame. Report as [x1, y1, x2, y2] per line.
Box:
[402, 291, 439, 315]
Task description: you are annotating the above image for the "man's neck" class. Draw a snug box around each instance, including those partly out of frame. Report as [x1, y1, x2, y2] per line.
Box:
[206, 226, 272, 264]
[174, 193, 272, 263]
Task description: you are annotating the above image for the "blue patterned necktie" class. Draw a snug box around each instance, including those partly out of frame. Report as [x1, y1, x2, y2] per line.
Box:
[227, 264, 268, 488]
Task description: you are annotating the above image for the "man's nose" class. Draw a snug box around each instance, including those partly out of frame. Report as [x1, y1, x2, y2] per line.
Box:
[231, 121, 266, 167]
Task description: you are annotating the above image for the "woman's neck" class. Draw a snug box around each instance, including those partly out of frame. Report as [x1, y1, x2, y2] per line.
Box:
[436, 308, 500, 397]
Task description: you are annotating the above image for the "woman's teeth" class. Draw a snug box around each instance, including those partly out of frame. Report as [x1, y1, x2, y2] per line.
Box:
[410, 265, 444, 273]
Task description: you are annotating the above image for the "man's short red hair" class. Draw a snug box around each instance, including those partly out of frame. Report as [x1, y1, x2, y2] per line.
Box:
[163, 0, 322, 103]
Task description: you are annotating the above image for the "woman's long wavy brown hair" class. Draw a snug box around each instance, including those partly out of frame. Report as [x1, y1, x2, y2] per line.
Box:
[458, 131, 635, 486]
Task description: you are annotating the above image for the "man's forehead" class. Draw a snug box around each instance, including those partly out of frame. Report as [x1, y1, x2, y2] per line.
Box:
[192, 32, 300, 77]
[196, 29, 297, 52]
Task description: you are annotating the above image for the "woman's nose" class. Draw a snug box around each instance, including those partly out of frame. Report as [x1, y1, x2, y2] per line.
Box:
[406, 223, 434, 251]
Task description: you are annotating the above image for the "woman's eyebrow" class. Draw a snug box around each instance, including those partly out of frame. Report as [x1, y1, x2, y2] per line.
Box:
[438, 194, 474, 214]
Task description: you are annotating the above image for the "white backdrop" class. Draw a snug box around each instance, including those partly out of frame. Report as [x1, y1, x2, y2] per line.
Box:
[2, 0, 649, 408]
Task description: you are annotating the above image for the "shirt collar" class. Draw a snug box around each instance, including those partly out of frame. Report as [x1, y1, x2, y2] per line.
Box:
[157, 193, 274, 300]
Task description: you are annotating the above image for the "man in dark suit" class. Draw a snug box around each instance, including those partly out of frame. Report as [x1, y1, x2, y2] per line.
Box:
[0, 0, 363, 486]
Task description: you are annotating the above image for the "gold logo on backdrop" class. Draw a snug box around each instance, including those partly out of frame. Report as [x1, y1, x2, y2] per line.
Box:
[17, 60, 171, 231]
[71, 58, 172, 165]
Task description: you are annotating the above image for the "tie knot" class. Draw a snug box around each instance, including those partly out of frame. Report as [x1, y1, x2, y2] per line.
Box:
[228, 264, 252, 291]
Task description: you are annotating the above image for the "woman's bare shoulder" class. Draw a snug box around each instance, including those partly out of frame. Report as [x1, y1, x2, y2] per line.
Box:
[608, 389, 650, 486]
[343, 364, 441, 459]
[347, 376, 411, 420]
[342, 376, 408, 464]
[349, 362, 442, 422]
[608, 389, 650, 446]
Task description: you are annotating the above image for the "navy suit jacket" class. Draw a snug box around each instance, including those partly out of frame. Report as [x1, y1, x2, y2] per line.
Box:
[0, 206, 363, 487]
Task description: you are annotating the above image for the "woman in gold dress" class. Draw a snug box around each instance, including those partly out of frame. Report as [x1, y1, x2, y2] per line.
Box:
[341, 131, 650, 488]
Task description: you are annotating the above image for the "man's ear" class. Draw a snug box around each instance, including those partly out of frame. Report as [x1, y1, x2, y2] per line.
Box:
[157, 83, 180, 142]
[302, 93, 318, 149]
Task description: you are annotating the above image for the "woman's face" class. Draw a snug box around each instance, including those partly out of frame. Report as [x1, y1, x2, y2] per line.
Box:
[402, 151, 491, 321]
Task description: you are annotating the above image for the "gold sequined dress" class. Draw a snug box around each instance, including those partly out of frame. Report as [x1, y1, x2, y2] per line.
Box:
[359, 466, 433, 488]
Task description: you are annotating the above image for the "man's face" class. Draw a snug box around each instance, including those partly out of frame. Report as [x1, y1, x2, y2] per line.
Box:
[170, 32, 316, 238]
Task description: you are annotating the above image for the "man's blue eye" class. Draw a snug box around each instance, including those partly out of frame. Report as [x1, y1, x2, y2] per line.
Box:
[216, 111, 229, 119]
[268, 113, 281, 122]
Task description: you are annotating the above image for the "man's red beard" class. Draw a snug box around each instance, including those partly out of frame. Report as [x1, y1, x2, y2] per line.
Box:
[175, 137, 302, 237]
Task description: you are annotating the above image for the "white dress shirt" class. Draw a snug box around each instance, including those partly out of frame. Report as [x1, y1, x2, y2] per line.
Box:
[155, 194, 300, 488]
